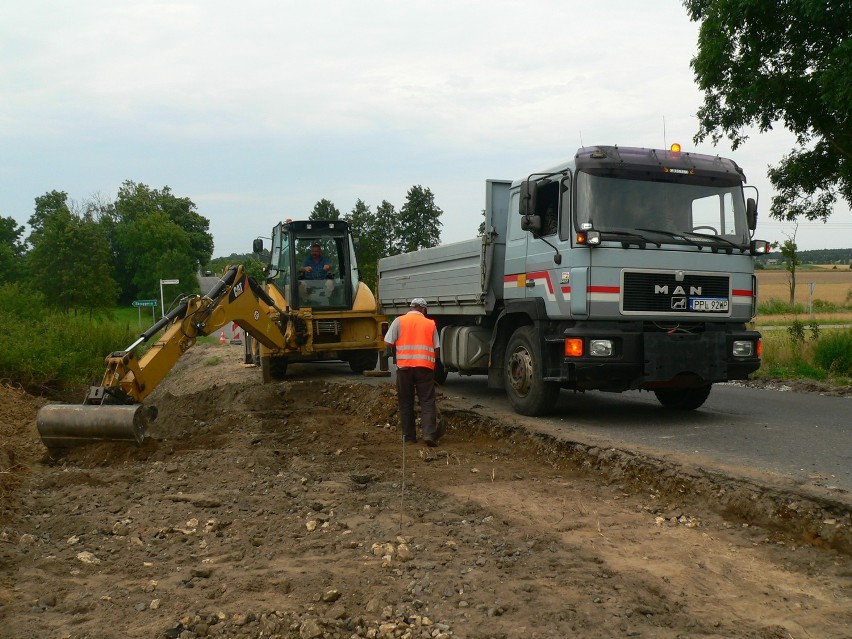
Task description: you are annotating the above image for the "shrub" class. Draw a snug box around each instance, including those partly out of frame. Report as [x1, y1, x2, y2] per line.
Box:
[812, 299, 839, 313]
[813, 330, 852, 376]
[758, 298, 807, 315]
[0, 284, 136, 391]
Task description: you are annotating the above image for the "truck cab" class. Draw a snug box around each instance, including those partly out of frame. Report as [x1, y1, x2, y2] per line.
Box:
[265, 220, 362, 311]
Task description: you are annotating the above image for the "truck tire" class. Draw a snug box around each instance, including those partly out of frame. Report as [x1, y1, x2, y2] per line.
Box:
[653, 384, 712, 410]
[261, 356, 288, 383]
[504, 325, 560, 416]
[433, 359, 448, 385]
[347, 349, 377, 374]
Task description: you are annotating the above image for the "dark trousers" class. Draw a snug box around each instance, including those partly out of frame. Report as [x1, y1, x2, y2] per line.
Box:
[396, 366, 437, 441]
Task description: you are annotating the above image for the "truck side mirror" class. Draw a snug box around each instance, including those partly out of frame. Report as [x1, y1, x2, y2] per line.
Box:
[520, 180, 537, 217]
[253, 238, 263, 253]
[746, 198, 757, 231]
[521, 214, 542, 234]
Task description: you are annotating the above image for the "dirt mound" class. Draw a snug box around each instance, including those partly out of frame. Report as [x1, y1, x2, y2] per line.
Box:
[0, 384, 45, 517]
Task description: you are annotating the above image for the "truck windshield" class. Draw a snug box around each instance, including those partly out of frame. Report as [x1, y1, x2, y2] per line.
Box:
[574, 171, 750, 247]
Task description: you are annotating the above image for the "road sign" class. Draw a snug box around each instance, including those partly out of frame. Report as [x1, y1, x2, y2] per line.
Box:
[160, 279, 180, 285]
[132, 299, 158, 308]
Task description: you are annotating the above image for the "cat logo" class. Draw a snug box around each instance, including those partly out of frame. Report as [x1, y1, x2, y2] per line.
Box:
[228, 277, 247, 303]
[671, 297, 687, 310]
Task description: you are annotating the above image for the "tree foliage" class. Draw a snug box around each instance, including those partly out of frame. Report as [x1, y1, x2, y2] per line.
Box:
[97, 181, 210, 303]
[685, 0, 851, 222]
[343, 199, 380, 288]
[773, 224, 800, 305]
[396, 185, 443, 254]
[0, 215, 26, 282]
[26, 194, 118, 314]
[118, 211, 199, 304]
[309, 198, 341, 221]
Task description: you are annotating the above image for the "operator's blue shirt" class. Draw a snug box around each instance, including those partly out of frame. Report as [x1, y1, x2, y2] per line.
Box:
[302, 255, 331, 279]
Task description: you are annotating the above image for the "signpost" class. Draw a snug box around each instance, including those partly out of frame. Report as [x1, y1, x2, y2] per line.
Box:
[132, 299, 158, 326]
[159, 279, 180, 318]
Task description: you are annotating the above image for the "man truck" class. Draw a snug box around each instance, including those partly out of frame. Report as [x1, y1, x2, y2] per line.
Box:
[377, 145, 768, 415]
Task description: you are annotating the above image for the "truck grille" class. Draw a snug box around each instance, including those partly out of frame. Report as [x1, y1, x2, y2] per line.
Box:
[622, 271, 729, 313]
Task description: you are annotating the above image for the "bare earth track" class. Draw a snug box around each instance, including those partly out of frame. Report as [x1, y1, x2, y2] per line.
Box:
[1, 344, 849, 639]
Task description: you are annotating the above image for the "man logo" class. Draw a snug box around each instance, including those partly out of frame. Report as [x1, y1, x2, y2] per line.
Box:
[671, 297, 687, 310]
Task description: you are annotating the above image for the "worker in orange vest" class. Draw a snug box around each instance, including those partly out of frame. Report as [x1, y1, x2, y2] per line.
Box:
[384, 298, 441, 446]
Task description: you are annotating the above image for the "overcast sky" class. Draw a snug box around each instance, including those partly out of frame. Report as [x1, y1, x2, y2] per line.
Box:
[1, 0, 849, 256]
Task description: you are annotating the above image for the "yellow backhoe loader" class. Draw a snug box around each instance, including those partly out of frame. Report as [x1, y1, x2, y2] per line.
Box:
[37, 219, 388, 450]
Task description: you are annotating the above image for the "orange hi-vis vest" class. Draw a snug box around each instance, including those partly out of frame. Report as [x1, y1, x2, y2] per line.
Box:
[396, 312, 437, 370]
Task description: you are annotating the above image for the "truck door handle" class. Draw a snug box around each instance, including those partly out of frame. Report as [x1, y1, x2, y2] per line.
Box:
[525, 280, 535, 288]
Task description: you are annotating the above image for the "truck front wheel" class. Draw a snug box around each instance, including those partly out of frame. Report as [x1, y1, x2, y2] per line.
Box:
[653, 384, 712, 410]
[504, 326, 560, 416]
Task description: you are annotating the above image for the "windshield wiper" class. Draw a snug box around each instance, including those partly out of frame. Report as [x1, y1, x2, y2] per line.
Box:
[683, 231, 744, 252]
[598, 229, 661, 248]
[634, 227, 708, 250]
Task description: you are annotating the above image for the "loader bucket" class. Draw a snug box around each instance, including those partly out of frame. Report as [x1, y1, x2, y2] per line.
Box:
[36, 404, 149, 449]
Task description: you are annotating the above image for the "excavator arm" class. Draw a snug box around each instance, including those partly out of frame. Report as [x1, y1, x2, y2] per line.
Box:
[37, 265, 291, 450]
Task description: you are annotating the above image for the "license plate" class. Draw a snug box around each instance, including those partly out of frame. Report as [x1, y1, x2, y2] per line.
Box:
[690, 298, 728, 312]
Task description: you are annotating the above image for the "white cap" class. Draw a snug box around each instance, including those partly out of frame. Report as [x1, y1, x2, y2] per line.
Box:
[409, 297, 427, 308]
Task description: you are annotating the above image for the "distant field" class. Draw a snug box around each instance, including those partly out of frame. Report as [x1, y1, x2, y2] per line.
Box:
[756, 266, 852, 306]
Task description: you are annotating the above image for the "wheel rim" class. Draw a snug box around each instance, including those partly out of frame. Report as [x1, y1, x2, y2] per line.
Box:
[507, 345, 534, 397]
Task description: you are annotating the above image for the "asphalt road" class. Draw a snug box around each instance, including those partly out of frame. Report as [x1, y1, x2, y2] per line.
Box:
[439, 373, 852, 495]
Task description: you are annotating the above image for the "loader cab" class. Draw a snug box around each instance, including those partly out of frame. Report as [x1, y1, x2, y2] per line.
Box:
[267, 220, 359, 311]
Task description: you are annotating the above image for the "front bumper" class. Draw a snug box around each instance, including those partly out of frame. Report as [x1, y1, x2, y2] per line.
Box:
[543, 321, 761, 392]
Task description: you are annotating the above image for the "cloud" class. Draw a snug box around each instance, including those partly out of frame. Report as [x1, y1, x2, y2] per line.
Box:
[0, 1, 847, 254]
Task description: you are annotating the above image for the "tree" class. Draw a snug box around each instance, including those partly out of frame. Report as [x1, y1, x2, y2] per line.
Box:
[0, 215, 26, 282]
[396, 186, 443, 254]
[118, 212, 200, 303]
[112, 181, 213, 269]
[344, 199, 381, 289]
[685, 0, 851, 222]
[103, 181, 211, 303]
[28, 190, 70, 242]
[374, 200, 399, 257]
[309, 199, 341, 221]
[774, 224, 800, 305]
[27, 202, 118, 314]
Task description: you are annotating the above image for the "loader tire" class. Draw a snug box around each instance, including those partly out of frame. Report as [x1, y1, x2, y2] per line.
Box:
[261, 356, 288, 383]
[347, 349, 377, 374]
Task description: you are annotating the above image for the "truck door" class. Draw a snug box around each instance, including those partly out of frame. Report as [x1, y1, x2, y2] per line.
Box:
[504, 189, 529, 302]
[523, 178, 572, 320]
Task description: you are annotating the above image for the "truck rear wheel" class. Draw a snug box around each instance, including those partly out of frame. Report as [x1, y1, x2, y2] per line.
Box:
[261, 356, 288, 383]
[347, 349, 377, 374]
[504, 326, 560, 416]
[653, 384, 712, 410]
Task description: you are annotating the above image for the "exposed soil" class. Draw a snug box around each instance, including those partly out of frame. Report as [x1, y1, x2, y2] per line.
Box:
[1, 344, 850, 639]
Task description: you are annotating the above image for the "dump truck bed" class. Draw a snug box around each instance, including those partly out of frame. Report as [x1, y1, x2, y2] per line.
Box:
[377, 180, 511, 318]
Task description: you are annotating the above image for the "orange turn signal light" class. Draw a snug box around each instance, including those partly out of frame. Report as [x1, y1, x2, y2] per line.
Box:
[756, 338, 762, 358]
[564, 338, 583, 357]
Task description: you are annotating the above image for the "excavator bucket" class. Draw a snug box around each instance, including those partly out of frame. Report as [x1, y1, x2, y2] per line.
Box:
[36, 404, 149, 450]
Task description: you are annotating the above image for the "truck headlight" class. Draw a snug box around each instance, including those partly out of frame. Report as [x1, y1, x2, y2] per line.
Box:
[589, 339, 613, 357]
[732, 340, 753, 357]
